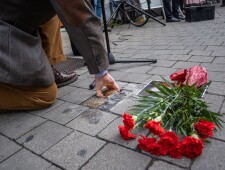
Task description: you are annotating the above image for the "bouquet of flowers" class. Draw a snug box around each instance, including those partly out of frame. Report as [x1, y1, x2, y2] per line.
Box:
[118, 66, 223, 159]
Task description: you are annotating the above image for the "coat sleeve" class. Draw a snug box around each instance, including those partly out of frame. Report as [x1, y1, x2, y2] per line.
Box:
[50, 0, 109, 74]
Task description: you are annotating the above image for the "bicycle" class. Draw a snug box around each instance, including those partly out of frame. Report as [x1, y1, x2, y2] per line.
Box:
[108, 0, 151, 27]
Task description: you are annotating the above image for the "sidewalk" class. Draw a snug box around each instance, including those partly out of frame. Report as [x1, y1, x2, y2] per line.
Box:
[1, 5, 225, 170]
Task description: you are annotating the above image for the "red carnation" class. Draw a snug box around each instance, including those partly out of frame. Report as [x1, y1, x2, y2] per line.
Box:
[170, 69, 188, 84]
[122, 113, 135, 130]
[145, 120, 165, 136]
[118, 126, 136, 140]
[170, 143, 183, 159]
[157, 132, 179, 155]
[149, 143, 162, 156]
[181, 136, 204, 159]
[138, 135, 157, 152]
[194, 119, 215, 139]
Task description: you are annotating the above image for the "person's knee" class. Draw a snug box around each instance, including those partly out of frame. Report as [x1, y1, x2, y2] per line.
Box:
[43, 83, 58, 105]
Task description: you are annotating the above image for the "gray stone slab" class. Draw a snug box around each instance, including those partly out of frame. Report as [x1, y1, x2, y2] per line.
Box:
[220, 102, 225, 114]
[172, 61, 200, 69]
[185, 45, 206, 51]
[67, 109, 117, 136]
[71, 77, 94, 89]
[43, 102, 88, 125]
[211, 50, 225, 56]
[151, 60, 176, 68]
[47, 166, 62, 170]
[0, 112, 25, 125]
[0, 135, 21, 162]
[60, 88, 95, 104]
[119, 73, 151, 84]
[57, 86, 77, 98]
[213, 57, 225, 64]
[167, 46, 186, 50]
[192, 139, 225, 170]
[201, 63, 225, 72]
[98, 118, 148, 149]
[147, 67, 177, 76]
[29, 99, 65, 116]
[107, 71, 129, 81]
[148, 161, 184, 170]
[81, 143, 151, 170]
[188, 56, 215, 63]
[42, 131, 105, 170]
[167, 55, 191, 61]
[124, 65, 154, 74]
[143, 150, 191, 168]
[203, 94, 224, 113]
[189, 50, 213, 56]
[110, 97, 139, 115]
[17, 121, 72, 154]
[213, 115, 225, 141]
[0, 114, 46, 139]
[0, 149, 51, 170]
[208, 82, 225, 96]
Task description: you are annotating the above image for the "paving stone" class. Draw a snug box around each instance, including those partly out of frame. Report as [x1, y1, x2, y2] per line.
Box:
[60, 88, 95, 104]
[110, 96, 139, 115]
[57, 86, 77, 98]
[43, 102, 88, 125]
[150, 46, 169, 50]
[147, 67, 177, 76]
[67, 109, 117, 136]
[213, 115, 225, 140]
[185, 45, 206, 50]
[208, 82, 225, 96]
[29, 99, 65, 116]
[0, 135, 21, 162]
[191, 139, 225, 170]
[167, 55, 191, 61]
[98, 118, 148, 149]
[189, 50, 213, 56]
[168, 46, 186, 50]
[201, 63, 225, 72]
[172, 61, 200, 69]
[213, 57, 225, 64]
[220, 102, 225, 114]
[70, 77, 94, 89]
[143, 150, 191, 168]
[17, 121, 72, 154]
[0, 114, 46, 139]
[107, 71, 128, 81]
[211, 50, 225, 56]
[148, 161, 184, 170]
[47, 166, 62, 170]
[81, 143, 151, 170]
[0, 149, 51, 170]
[188, 56, 215, 63]
[0, 112, 25, 124]
[147, 75, 169, 82]
[151, 60, 176, 67]
[119, 73, 151, 84]
[203, 94, 224, 113]
[124, 65, 154, 74]
[42, 131, 105, 170]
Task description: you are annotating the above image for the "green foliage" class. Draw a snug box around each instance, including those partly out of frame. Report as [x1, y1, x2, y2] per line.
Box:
[130, 79, 224, 136]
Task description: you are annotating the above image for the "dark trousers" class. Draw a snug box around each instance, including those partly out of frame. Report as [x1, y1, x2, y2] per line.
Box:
[162, 0, 180, 19]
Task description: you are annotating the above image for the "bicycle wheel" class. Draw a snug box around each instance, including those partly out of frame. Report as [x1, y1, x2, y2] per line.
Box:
[124, 0, 149, 27]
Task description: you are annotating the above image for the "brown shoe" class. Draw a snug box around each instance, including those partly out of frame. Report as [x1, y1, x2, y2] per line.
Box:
[52, 66, 78, 87]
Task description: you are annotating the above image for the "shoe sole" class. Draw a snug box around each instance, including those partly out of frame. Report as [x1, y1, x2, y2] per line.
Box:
[57, 75, 78, 88]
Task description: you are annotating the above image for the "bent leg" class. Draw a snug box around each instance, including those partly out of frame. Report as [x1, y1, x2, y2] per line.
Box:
[39, 15, 66, 65]
[0, 83, 57, 111]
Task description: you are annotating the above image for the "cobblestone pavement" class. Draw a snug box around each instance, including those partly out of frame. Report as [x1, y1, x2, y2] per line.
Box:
[1, 5, 225, 170]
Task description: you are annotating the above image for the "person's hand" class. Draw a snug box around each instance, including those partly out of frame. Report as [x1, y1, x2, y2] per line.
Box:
[95, 73, 120, 97]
